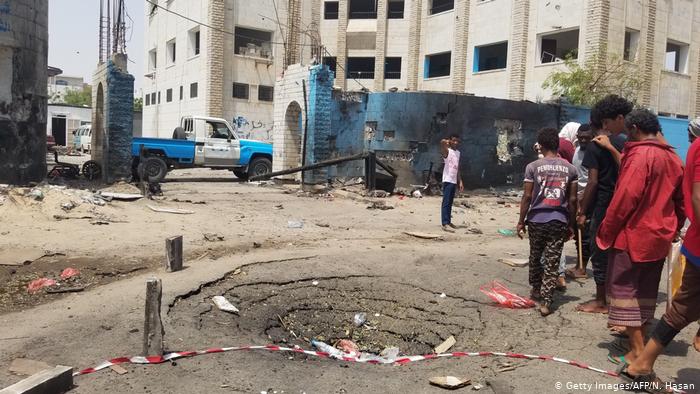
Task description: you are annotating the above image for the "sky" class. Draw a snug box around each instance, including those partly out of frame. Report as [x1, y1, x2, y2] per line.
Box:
[48, 0, 145, 92]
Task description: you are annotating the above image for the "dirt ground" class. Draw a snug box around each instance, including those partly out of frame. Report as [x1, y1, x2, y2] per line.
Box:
[0, 163, 698, 394]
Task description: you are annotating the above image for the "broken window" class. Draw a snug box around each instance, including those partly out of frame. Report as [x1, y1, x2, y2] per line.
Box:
[189, 28, 200, 57]
[323, 57, 337, 74]
[425, 52, 451, 78]
[166, 88, 173, 102]
[474, 42, 508, 72]
[349, 0, 377, 19]
[233, 83, 249, 100]
[430, 0, 454, 15]
[324, 1, 339, 19]
[383, 130, 396, 141]
[388, 0, 404, 18]
[167, 39, 176, 65]
[348, 57, 375, 79]
[539, 29, 579, 64]
[624, 30, 639, 62]
[665, 41, 689, 73]
[258, 85, 274, 102]
[235, 27, 273, 59]
[190, 82, 198, 99]
[385, 57, 401, 79]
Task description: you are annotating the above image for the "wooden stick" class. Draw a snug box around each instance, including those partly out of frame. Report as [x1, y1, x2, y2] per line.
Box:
[143, 279, 164, 356]
[165, 236, 183, 272]
[577, 228, 584, 271]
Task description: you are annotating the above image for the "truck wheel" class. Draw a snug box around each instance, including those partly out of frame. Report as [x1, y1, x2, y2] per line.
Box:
[248, 157, 272, 178]
[233, 169, 249, 180]
[139, 156, 168, 182]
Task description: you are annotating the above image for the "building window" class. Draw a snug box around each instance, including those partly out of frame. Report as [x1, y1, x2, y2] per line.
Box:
[348, 57, 375, 79]
[157, 91, 161, 104]
[539, 29, 579, 64]
[233, 83, 250, 99]
[166, 88, 173, 102]
[430, 0, 454, 15]
[166, 39, 176, 65]
[324, 1, 339, 19]
[235, 27, 273, 59]
[474, 42, 508, 72]
[145, 94, 150, 106]
[323, 57, 337, 74]
[388, 0, 404, 18]
[385, 57, 401, 79]
[179, 86, 183, 100]
[665, 41, 689, 74]
[189, 28, 200, 57]
[148, 49, 157, 70]
[258, 85, 274, 102]
[624, 30, 640, 62]
[150, 92, 156, 105]
[349, 0, 377, 19]
[425, 52, 451, 78]
[190, 82, 198, 98]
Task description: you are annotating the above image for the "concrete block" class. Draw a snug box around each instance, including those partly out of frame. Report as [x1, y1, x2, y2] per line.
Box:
[0, 366, 73, 394]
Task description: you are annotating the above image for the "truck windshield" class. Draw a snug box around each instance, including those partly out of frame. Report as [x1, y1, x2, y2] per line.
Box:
[206, 121, 231, 139]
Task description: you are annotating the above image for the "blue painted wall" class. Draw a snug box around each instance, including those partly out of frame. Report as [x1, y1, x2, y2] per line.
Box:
[105, 60, 135, 182]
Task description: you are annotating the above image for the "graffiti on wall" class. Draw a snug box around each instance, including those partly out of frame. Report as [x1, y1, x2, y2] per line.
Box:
[232, 116, 273, 142]
[0, 0, 10, 33]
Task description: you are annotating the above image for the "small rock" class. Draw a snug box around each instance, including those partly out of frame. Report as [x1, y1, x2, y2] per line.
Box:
[204, 233, 225, 242]
[129, 328, 139, 333]
[100, 325, 113, 331]
[367, 190, 389, 198]
[312, 280, 319, 286]
[467, 227, 483, 234]
[253, 242, 262, 248]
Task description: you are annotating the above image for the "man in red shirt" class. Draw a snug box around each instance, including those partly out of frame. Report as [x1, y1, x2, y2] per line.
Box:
[620, 118, 700, 388]
[595, 109, 685, 366]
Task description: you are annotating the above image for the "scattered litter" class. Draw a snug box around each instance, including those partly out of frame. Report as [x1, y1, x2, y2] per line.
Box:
[497, 229, 516, 237]
[403, 231, 443, 240]
[212, 296, 239, 314]
[9, 358, 52, 376]
[171, 198, 206, 205]
[472, 383, 483, 390]
[374, 313, 381, 317]
[28, 189, 44, 201]
[253, 242, 261, 248]
[100, 192, 143, 201]
[312, 280, 319, 286]
[379, 347, 399, 361]
[353, 313, 367, 327]
[434, 336, 456, 354]
[412, 190, 423, 198]
[367, 190, 389, 198]
[467, 227, 483, 235]
[61, 201, 77, 211]
[109, 364, 128, 375]
[498, 258, 528, 268]
[147, 205, 194, 215]
[203, 233, 225, 242]
[60, 267, 80, 279]
[367, 201, 394, 210]
[429, 376, 471, 390]
[497, 200, 507, 205]
[27, 278, 57, 293]
[439, 293, 447, 298]
[479, 281, 536, 309]
[274, 204, 284, 210]
[337, 339, 359, 355]
[314, 222, 330, 228]
[460, 201, 476, 209]
[0, 248, 47, 266]
[311, 340, 346, 358]
[46, 286, 85, 294]
[287, 220, 304, 229]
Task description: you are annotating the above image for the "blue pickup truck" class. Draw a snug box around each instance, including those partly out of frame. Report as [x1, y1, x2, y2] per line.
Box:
[132, 116, 273, 182]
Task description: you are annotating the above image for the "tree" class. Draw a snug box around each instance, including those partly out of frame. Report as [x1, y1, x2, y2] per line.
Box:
[134, 97, 143, 112]
[542, 54, 645, 107]
[63, 86, 92, 107]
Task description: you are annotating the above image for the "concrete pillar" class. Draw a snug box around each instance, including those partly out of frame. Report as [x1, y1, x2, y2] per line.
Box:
[335, 0, 349, 89]
[406, 0, 423, 90]
[452, 0, 471, 92]
[0, 0, 49, 185]
[639, 0, 657, 108]
[374, 0, 389, 91]
[508, 0, 530, 101]
[584, 0, 610, 71]
[286, 0, 303, 67]
[206, 0, 224, 118]
[305, 65, 334, 184]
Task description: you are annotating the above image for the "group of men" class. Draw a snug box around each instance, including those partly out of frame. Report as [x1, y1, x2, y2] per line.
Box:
[439, 95, 700, 392]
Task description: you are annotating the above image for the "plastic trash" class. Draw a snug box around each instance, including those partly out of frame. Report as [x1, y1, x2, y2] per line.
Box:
[380, 347, 400, 362]
[27, 278, 57, 293]
[28, 189, 44, 201]
[212, 295, 240, 313]
[479, 281, 535, 309]
[60, 267, 80, 279]
[287, 220, 304, 229]
[311, 340, 347, 358]
[498, 229, 516, 237]
[412, 190, 423, 198]
[337, 339, 359, 355]
[353, 312, 367, 327]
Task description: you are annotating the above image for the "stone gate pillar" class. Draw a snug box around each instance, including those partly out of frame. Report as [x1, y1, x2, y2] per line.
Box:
[305, 65, 334, 185]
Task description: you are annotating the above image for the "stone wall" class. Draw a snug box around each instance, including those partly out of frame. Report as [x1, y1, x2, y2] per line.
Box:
[305, 65, 334, 184]
[0, 0, 48, 184]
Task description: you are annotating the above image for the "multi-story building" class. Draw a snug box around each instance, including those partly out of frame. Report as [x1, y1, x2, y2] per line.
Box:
[141, 0, 314, 139]
[48, 66, 89, 104]
[319, 0, 700, 118]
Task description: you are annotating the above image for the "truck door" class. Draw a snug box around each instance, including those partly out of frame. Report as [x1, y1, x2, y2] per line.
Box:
[203, 120, 240, 167]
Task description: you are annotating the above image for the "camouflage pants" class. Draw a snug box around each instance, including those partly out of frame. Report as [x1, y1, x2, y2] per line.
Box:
[528, 220, 567, 307]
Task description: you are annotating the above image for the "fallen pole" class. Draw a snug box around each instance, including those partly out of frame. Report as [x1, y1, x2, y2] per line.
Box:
[249, 153, 368, 181]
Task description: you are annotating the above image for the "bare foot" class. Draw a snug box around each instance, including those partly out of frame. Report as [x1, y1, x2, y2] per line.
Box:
[608, 325, 627, 335]
[555, 275, 567, 290]
[565, 268, 588, 279]
[575, 300, 608, 314]
[540, 304, 552, 317]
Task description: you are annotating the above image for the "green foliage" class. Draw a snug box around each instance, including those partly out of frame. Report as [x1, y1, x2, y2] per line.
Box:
[134, 97, 143, 112]
[63, 86, 92, 107]
[542, 54, 645, 107]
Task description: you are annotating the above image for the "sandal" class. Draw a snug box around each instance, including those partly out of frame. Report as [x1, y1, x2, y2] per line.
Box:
[607, 354, 626, 365]
[565, 268, 588, 279]
[617, 363, 674, 394]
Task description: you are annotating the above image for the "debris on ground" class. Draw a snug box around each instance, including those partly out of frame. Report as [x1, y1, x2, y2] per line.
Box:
[203, 233, 225, 242]
[429, 376, 471, 390]
[61, 201, 77, 211]
[394, 187, 410, 196]
[412, 190, 423, 198]
[99, 192, 143, 201]
[211, 295, 239, 314]
[27, 278, 57, 293]
[472, 383, 484, 390]
[147, 205, 195, 215]
[60, 267, 80, 279]
[109, 364, 128, 375]
[434, 336, 456, 354]
[287, 220, 304, 229]
[46, 286, 85, 294]
[379, 347, 399, 361]
[367, 201, 394, 210]
[353, 313, 367, 327]
[336, 339, 359, 355]
[498, 258, 528, 268]
[467, 227, 483, 235]
[8, 358, 52, 376]
[0, 248, 48, 266]
[459, 201, 475, 209]
[274, 204, 284, 210]
[497, 229, 516, 237]
[28, 188, 44, 201]
[403, 231, 443, 240]
[479, 281, 536, 309]
[253, 242, 262, 248]
[314, 222, 330, 228]
[367, 190, 389, 198]
[171, 198, 206, 205]
[439, 293, 447, 298]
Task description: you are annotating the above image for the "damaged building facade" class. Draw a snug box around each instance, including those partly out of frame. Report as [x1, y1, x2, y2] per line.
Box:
[0, 0, 49, 185]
